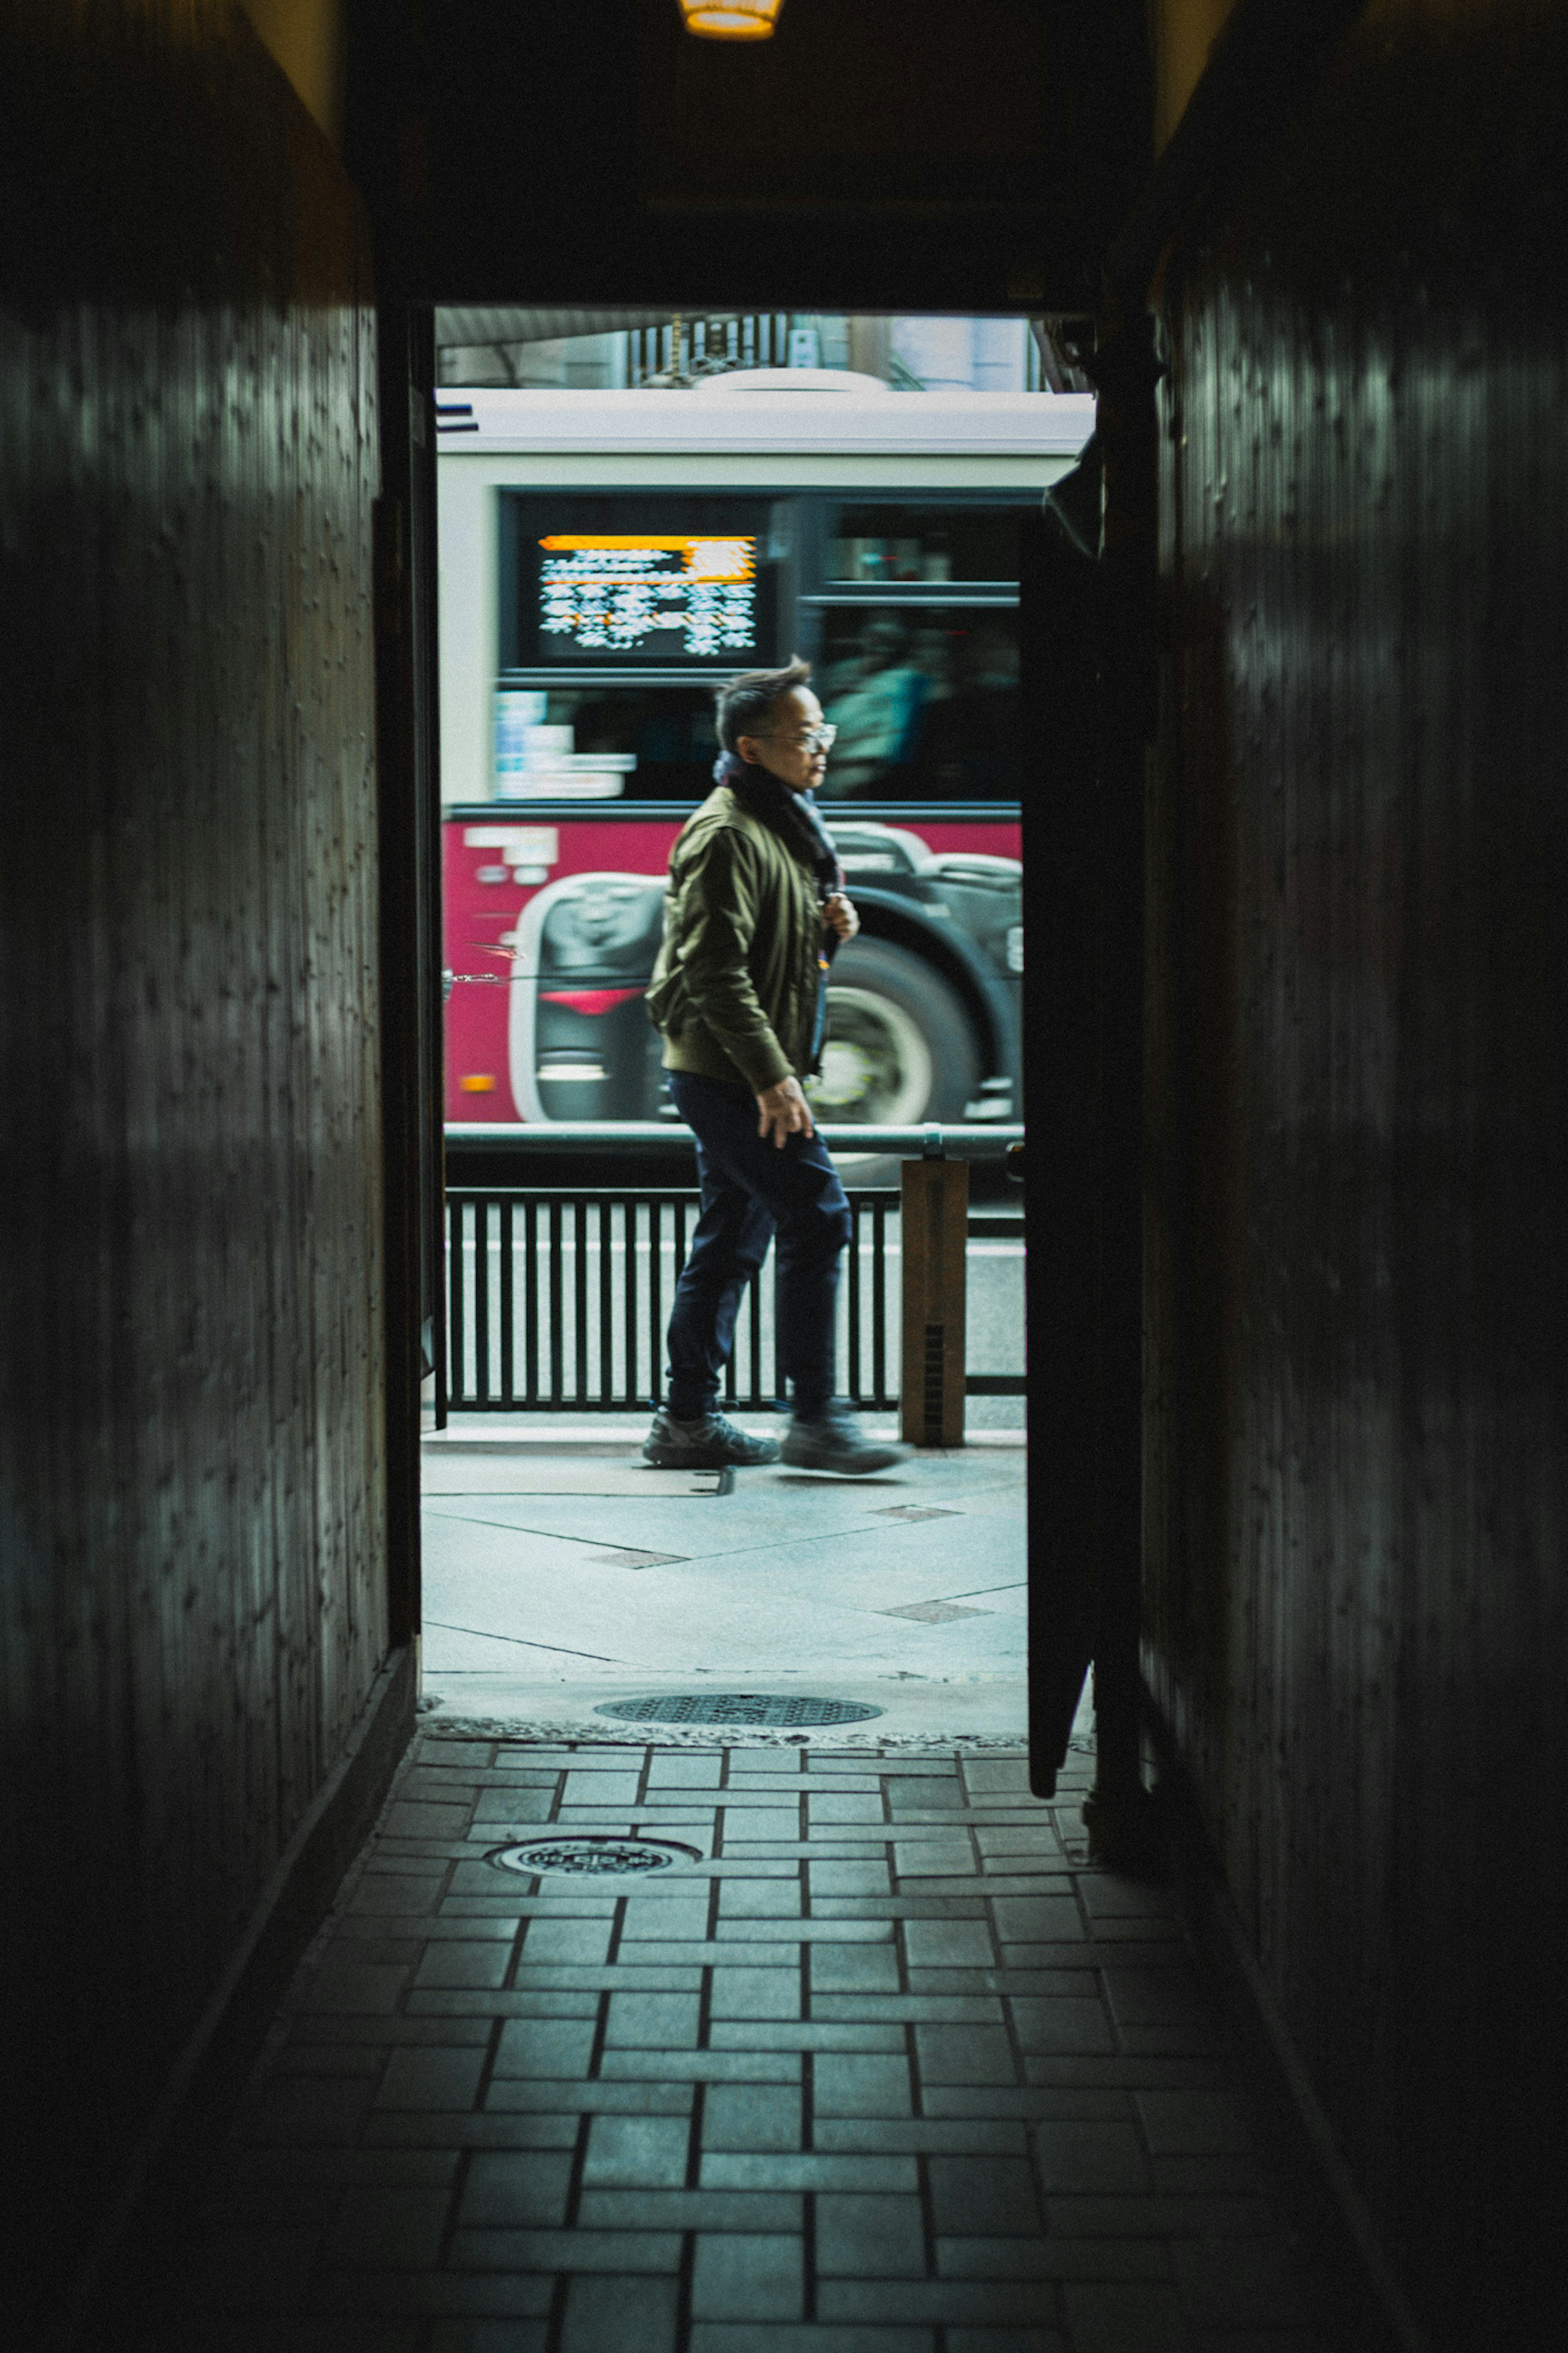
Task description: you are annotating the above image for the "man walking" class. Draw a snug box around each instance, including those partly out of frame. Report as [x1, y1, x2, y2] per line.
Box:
[642, 659, 904, 1476]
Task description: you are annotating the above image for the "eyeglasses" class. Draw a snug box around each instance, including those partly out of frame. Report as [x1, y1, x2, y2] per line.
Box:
[759, 723, 837, 752]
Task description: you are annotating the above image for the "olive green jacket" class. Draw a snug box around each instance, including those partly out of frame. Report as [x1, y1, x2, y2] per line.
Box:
[645, 784, 824, 1092]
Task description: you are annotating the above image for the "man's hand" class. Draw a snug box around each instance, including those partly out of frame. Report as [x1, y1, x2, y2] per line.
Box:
[822, 892, 859, 943]
[756, 1075, 815, 1149]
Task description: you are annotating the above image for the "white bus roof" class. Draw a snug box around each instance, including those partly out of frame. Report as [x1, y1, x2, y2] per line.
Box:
[437, 386, 1095, 462]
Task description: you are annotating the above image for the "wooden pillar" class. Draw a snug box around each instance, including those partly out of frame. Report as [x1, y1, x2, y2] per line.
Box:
[900, 1149, 968, 1447]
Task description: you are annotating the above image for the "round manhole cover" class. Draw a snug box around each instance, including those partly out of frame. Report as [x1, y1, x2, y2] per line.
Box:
[488, 1836, 702, 1878]
[595, 1694, 884, 1727]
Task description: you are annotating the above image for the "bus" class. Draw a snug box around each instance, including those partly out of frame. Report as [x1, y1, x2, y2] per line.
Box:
[437, 374, 1094, 1128]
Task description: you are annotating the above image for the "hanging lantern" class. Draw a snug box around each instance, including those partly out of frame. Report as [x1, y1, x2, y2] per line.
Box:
[677, 0, 785, 39]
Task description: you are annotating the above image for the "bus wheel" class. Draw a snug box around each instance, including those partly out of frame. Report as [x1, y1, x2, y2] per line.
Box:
[811, 937, 982, 1126]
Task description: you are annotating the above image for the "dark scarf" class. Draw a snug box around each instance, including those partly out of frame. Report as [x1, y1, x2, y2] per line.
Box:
[714, 749, 844, 902]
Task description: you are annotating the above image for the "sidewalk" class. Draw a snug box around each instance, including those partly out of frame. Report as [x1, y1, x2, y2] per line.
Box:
[419, 1430, 1029, 1744]
[157, 1717, 1336, 2353]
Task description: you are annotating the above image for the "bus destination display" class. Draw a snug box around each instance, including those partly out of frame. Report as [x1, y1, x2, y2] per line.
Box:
[537, 534, 757, 661]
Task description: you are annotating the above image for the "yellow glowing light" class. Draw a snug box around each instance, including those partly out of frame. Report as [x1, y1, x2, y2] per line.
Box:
[459, 1073, 497, 1092]
[538, 535, 755, 582]
[677, 0, 784, 39]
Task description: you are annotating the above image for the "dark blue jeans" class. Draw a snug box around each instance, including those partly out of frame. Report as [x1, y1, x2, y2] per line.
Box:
[664, 1069, 853, 1421]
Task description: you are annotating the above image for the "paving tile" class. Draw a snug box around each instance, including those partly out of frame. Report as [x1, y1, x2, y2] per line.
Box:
[819, 2282, 1065, 2325]
[619, 1898, 713, 1941]
[491, 2015, 599, 2078]
[1009, 1999, 1115, 2056]
[913, 2024, 1018, 2085]
[646, 1754, 724, 1786]
[1029, 2122, 1149, 2195]
[599, 1940, 800, 1970]
[576, 2189, 804, 2233]
[927, 2154, 1041, 2237]
[813, 2052, 914, 2118]
[519, 1918, 614, 1966]
[562, 1772, 643, 1805]
[815, 2192, 927, 2278]
[385, 1802, 475, 1840]
[1060, 2280, 1193, 2353]
[810, 1944, 901, 1994]
[564, 2268, 682, 2343]
[903, 1919, 995, 1968]
[690, 2230, 804, 2321]
[414, 1945, 512, 1991]
[814, 1996, 1003, 2025]
[450, 2226, 682, 2274]
[370, 2046, 486, 2112]
[719, 1810, 802, 1841]
[719, 1877, 804, 1918]
[936, 2237, 1171, 2281]
[600, 2049, 798, 2083]
[908, 1971, 1082, 1999]
[710, 2022, 903, 2053]
[580, 2110, 693, 2188]
[888, 1778, 969, 1813]
[469, 1791, 557, 1824]
[892, 1842, 977, 1878]
[702, 2082, 802, 2151]
[960, 1762, 1035, 1792]
[815, 2117, 1029, 2155]
[807, 1860, 893, 1897]
[425, 1970, 700, 2001]
[720, 1919, 893, 1945]
[487, 2079, 693, 2117]
[700, 2153, 919, 2192]
[992, 1899, 1085, 1943]
[807, 1793, 888, 1823]
[690, 2328, 936, 2353]
[709, 1966, 804, 2022]
[428, 1989, 598, 2020]
[456, 2151, 575, 2228]
[604, 1990, 702, 2047]
[1136, 2091, 1252, 2157]
[325, 2183, 454, 2268]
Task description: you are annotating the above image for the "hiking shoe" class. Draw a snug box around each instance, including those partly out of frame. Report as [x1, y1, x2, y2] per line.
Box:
[643, 1408, 781, 1470]
[779, 1405, 906, 1476]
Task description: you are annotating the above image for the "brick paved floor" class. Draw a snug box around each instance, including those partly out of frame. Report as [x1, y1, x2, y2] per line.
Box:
[164, 1733, 1337, 2353]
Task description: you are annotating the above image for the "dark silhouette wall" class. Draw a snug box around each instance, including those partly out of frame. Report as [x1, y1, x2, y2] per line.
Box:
[0, 1, 390, 2304]
[1142, 4, 1568, 2345]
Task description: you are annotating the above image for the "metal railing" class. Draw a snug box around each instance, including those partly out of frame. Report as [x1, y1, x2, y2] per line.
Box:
[444, 1125, 1024, 1415]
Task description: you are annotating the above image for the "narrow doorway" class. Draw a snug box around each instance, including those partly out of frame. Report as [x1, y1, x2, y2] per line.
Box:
[417, 308, 1089, 1753]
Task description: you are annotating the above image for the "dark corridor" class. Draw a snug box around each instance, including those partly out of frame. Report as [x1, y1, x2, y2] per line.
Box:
[3, 6, 1566, 2352]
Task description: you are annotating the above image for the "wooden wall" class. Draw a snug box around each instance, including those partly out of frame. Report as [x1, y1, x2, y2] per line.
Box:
[0, 0, 389, 2304]
[1142, 5, 1568, 2345]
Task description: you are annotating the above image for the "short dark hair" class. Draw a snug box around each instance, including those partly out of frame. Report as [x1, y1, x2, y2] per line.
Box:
[714, 657, 812, 754]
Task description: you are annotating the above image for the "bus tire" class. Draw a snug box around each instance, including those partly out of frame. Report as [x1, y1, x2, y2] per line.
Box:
[812, 936, 982, 1126]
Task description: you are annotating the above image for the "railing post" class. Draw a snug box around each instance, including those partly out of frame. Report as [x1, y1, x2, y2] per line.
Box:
[899, 1127, 969, 1447]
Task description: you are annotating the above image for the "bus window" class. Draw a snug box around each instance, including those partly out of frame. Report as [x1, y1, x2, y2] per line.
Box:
[814, 606, 1020, 799]
[494, 684, 721, 802]
[828, 502, 1022, 584]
